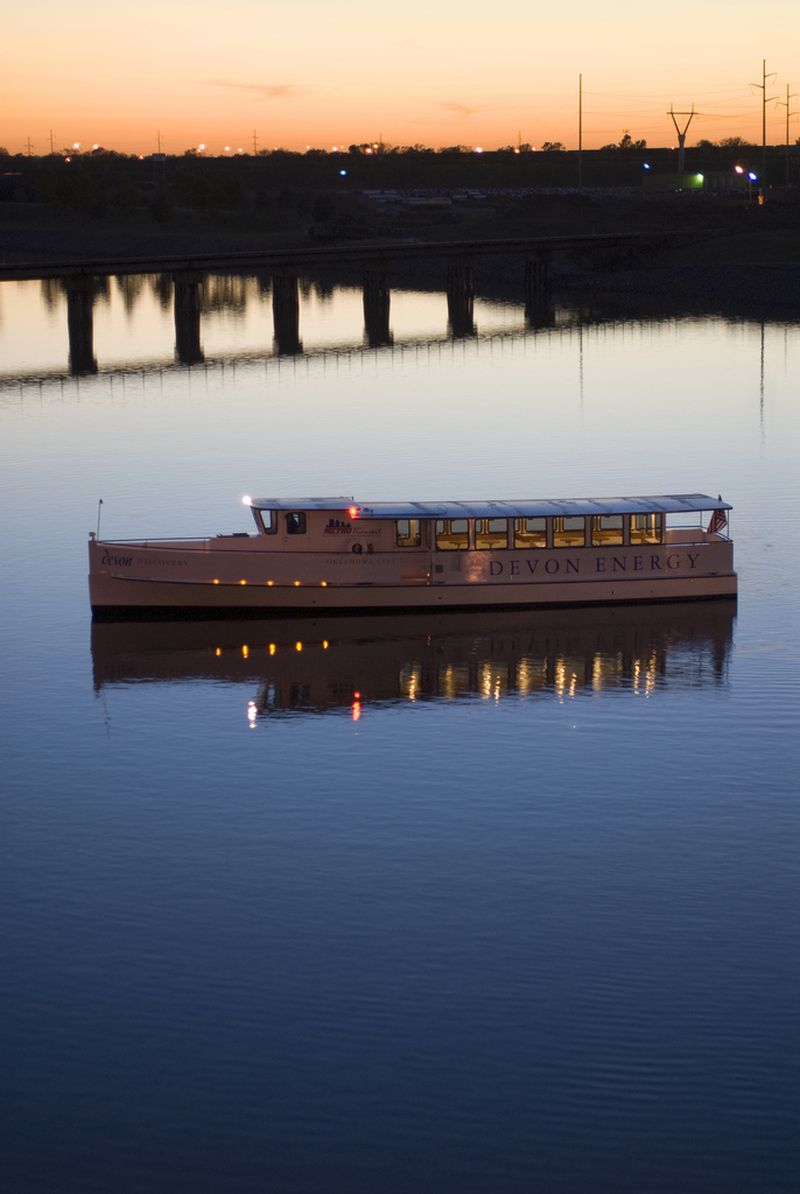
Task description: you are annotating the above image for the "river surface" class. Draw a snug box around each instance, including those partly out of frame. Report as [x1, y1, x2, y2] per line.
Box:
[1, 276, 798, 1193]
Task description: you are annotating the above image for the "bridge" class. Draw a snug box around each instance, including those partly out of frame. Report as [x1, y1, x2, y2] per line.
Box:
[0, 231, 683, 375]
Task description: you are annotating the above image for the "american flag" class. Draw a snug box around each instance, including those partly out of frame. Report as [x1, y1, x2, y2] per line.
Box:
[707, 508, 728, 535]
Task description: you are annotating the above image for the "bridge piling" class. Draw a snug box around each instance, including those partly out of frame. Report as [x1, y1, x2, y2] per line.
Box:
[524, 256, 554, 328]
[363, 266, 392, 347]
[65, 276, 98, 376]
[447, 260, 475, 338]
[173, 272, 204, 365]
[272, 272, 302, 356]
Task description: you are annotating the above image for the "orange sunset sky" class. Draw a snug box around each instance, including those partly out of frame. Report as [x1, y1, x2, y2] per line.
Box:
[4, 0, 800, 155]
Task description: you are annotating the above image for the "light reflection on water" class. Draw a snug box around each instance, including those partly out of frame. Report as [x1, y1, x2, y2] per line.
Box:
[91, 602, 734, 719]
[1, 277, 799, 1194]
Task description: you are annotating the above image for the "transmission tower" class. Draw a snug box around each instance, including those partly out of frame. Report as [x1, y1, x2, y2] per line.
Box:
[778, 84, 798, 184]
[669, 105, 695, 172]
[750, 59, 778, 179]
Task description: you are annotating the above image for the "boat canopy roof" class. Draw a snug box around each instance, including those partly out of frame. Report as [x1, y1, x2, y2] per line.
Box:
[246, 494, 732, 519]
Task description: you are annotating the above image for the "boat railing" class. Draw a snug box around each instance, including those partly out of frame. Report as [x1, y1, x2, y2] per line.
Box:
[97, 536, 217, 545]
[665, 527, 731, 545]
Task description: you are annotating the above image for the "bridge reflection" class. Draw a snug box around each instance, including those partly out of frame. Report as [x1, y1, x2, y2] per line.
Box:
[20, 262, 555, 378]
[1, 270, 564, 389]
[91, 600, 734, 718]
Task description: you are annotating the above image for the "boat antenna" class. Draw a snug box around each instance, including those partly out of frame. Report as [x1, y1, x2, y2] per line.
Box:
[96, 498, 104, 539]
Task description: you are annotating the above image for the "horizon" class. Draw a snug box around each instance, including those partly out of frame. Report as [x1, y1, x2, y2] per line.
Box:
[4, 1, 797, 157]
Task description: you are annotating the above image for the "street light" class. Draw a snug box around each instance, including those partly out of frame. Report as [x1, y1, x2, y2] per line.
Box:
[734, 164, 757, 202]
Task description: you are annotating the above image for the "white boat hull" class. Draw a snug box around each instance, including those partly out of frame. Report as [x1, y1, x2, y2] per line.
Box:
[90, 550, 737, 619]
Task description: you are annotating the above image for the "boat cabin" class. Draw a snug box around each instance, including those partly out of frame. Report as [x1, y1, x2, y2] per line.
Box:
[244, 495, 731, 554]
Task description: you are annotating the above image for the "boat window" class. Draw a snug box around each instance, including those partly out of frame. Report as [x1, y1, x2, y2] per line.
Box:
[553, 516, 586, 548]
[513, 517, 547, 548]
[435, 519, 469, 550]
[630, 513, 663, 545]
[396, 519, 421, 548]
[285, 512, 307, 535]
[258, 510, 278, 535]
[475, 518, 508, 550]
[591, 514, 624, 546]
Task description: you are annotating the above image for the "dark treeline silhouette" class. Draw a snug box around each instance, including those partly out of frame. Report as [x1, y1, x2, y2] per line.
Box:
[1, 142, 796, 218]
[1, 142, 799, 274]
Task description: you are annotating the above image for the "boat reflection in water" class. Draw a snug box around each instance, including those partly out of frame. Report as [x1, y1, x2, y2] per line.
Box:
[91, 601, 735, 722]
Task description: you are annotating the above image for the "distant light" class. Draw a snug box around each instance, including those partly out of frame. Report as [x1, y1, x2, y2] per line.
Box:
[734, 165, 744, 174]
[643, 162, 651, 170]
[748, 171, 757, 182]
[92, 143, 99, 150]
[339, 169, 347, 176]
[72, 142, 80, 150]
[348, 505, 359, 519]
[239, 579, 247, 585]
[354, 691, 361, 700]
[215, 647, 222, 656]
[269, 643, 277, 655]
[241, 494, 252, 505]
[247, 701, 257, 724]
[695, 173, 704, 182]
[322, 640, 329, 649]
[241, 644, 249, 659]
[224, 145, 230, 153]
[295, 642, 303, 652]
[475, 146, 483, 154]
[198, 143, 206, 151]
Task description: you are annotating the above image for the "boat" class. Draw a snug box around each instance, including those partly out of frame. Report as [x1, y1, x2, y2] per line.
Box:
[88, 493, 737, 620]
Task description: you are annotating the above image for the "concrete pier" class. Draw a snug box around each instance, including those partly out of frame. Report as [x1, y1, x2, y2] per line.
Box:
[272, 273, 302, 355]
[524, 257, 554, 327]
[363, 266, 392, 347]
[446, 260, 475, 338]
[173, 272, 204, 365]
[65, 277, 98, 375]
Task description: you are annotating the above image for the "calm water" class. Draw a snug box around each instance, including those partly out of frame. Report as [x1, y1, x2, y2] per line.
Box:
[1, 277, 799, 1193]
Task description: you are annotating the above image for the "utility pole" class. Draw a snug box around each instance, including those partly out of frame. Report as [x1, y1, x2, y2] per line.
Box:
[25, 137, 34, 156]
[156, 129, 163, 154]
[578, 73, 583, 189]
[669, 105, 695, 173]
[252, 128, 258, 156]
[750, 58, 778, 181]
[778, 84, 798, 184]
[49, 129, 55, 155]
